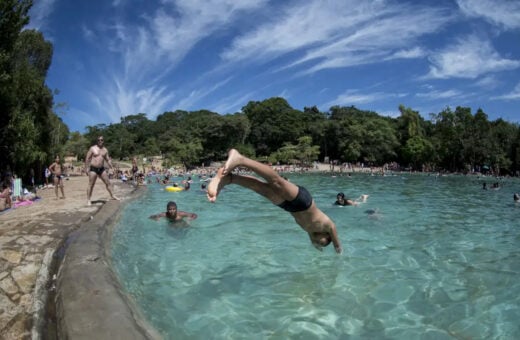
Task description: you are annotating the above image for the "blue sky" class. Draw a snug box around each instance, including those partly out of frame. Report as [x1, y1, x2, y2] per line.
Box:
[27, 0, 520, 132]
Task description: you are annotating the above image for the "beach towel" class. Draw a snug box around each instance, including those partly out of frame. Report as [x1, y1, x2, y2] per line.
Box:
[12, 178, 22, 197]
[13, 200, 33, 208]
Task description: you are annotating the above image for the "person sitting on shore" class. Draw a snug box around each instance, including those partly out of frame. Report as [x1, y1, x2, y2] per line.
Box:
[334, 192, 368, 206]
[149, 201, 198, 224]
[207, 149, 342, 254]
[0, 180, 12, 211]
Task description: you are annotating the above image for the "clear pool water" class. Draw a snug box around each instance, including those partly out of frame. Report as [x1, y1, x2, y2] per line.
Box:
[111, 173, 520, 339]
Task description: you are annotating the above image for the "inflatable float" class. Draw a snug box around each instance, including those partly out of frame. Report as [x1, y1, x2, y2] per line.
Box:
[165, 186, 183, 192]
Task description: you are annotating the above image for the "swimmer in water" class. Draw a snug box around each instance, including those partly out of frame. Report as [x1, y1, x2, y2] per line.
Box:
[149, 201, 198, 224]
[334, 192, 369, 206]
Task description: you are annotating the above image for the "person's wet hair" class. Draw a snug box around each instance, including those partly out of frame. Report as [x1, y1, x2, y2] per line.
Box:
[167, 201, 177, 209]
[337, 192, 345, 199]
[321, 234, 332, 247]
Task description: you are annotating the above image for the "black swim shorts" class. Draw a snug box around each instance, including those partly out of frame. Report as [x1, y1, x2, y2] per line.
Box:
[278, 185, 313, 213]
[89, 166, 105, 176]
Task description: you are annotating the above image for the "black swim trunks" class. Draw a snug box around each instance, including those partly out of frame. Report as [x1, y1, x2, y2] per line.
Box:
[89, 166, 105, 176]
[278, 185, 313, 213]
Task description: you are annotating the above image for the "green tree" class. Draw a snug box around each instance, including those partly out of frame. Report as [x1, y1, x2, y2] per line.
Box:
[3, 18, 61, 183]
[0, 0, 32, 163]
[64, 131, 89, 159]
[243, 97, 305, 155]
[402, 136, 434, 170]
[431, 107, 461, 171]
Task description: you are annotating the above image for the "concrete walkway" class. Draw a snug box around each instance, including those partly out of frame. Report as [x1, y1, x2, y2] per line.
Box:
[0, 176, 159, 339]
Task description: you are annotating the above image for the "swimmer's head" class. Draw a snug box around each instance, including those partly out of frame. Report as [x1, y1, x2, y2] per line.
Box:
[514, 193, 520, 201]
[337, 192, 345, 199]
[310, 232, 332, 250]
[166, 201, 177, 217]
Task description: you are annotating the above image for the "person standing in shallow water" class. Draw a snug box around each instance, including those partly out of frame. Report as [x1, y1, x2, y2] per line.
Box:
[84, 136, 119, 205]
[207, 149, 342, 253]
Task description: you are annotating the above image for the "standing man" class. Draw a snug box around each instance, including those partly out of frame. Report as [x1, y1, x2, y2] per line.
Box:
[49, 155, 66, 199]
[85, 136, 119, 205]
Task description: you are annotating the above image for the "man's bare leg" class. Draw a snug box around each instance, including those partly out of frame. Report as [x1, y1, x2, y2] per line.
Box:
[221, 149, 297, 199]
[86, 173, 97, 205]
[60, 181, 65, 199]
[100, 173, 120, 200]
[54, 178, 59, 199]
[207, 168, 231, 202]
[208, 168, 281, 203]
[222, 149, 244, 175]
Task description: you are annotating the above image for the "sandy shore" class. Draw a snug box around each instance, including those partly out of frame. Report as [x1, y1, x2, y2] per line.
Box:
[0, 175, 159, 339]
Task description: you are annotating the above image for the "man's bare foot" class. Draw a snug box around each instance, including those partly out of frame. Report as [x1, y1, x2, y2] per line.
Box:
[87, 200, 91, 206]
[112, 196, 120, 201]
[207, 168, 231, 202]
[222, 149, 243, 175]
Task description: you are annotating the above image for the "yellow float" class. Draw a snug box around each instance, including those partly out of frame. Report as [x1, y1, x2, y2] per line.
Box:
[165, 186, 183, 192]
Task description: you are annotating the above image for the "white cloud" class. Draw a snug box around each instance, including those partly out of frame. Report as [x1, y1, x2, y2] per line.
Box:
[457, 0, 520, 30]
[474, 75, 500, 89]
[426, 35, 520, 79]
[211, 91, 257, 115]
[175, 77, 233, 111]
[221, 1, 451, 75]
[81, 25, 95, 42]
[324, 90, 389, 108]
[391, 47, 427, 59]
[88, 73, 177, 123]
[150, 0, 267, 65]
[26, 0, 57, 31]
[221, 0, 374, 62]
[376, 109, 401, 119]
[416, 89, 463, 100]
[83, 0, 268, 123]
[491, 82, 520, 100]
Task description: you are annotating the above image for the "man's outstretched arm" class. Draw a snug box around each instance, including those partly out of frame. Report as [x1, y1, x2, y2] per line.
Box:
[328, 223, 342, 254]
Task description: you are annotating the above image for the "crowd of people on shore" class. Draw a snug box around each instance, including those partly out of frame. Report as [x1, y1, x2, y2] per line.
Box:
[3, 135, 520, 217]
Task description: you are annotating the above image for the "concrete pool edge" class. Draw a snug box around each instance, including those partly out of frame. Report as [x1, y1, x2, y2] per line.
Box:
[54, 188, 162, 339]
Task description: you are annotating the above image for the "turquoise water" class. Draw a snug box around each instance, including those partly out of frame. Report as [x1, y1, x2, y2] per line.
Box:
[111, 173, 520, 339]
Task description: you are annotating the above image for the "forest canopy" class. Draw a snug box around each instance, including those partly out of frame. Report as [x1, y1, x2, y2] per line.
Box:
[71, 101, 520, 177]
